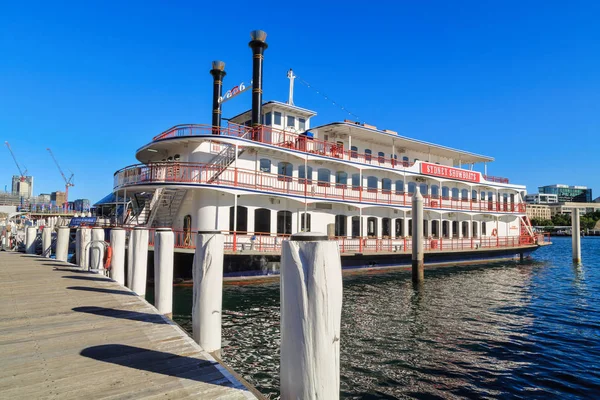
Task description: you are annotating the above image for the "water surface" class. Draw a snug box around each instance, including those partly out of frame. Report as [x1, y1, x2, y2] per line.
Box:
[164, 237, 600, 399]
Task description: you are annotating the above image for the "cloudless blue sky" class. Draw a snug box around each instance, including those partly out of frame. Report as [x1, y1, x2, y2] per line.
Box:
[1, 1, 599, 202]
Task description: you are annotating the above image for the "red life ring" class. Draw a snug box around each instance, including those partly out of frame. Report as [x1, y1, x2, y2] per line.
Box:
[491, 228, 498, 237]
[104, 246, 113, 270]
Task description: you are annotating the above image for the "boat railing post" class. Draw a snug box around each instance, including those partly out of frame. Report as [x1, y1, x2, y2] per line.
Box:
[280, 232, 342, 400]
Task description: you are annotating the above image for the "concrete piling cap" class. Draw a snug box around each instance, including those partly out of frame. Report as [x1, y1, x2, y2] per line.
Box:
[290, 232, 328, 241]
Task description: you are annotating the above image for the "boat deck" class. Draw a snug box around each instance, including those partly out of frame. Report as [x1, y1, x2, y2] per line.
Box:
[0, 252, 256, 399]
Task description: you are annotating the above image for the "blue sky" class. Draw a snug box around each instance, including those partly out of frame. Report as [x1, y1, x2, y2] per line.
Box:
[1, 1, 599, 203]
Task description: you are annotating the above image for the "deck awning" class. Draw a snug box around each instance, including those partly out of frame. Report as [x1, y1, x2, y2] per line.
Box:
[311, 122, 494, 164]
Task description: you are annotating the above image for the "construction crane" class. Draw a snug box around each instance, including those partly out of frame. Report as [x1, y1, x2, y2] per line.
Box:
[47, 148, 75, 209]
[5, 141, 28, 182]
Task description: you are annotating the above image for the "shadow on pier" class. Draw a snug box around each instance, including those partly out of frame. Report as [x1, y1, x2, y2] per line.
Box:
[63, 275, 112, 282]
[80, 345, 231, 386]
[73, 306, 167, 324]
[68, 286, 133, 296]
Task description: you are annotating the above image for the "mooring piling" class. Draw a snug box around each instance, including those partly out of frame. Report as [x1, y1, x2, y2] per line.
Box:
[131, 227, 149, 296]
[154, 228, 174, 318]
[25, 227, 37, 254]
[280, 232, 343, 400]
[42, 227, 52, 258]
[89, 227, 105, 271]
[572, 208, 581, 263]
[76, 227, 91, 268]
[412, 187, 424, 283]
[109, 227, 126, 285]
[192, 230, 224, 354]
[55, 226, 70, 262]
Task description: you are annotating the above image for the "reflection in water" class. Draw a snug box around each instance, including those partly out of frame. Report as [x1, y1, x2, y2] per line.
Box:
[159, 237, 600, 399]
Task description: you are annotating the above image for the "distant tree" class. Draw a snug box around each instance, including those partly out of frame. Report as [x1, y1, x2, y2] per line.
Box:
[551, 213, 571, 226]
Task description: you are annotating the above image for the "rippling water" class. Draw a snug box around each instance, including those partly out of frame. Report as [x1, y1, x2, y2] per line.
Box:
[165, 237, 600, 399]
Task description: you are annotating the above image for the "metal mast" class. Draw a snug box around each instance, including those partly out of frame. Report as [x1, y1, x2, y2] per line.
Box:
[46, 148, 75, 208]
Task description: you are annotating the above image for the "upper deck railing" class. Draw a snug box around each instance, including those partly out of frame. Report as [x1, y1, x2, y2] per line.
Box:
[114, 162, 526, 213]
[149, 123, 511, 184]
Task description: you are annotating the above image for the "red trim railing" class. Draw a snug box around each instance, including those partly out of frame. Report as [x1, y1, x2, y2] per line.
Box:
[143, 229, 548, 253]
[114, 162, 526, 213]
[149, 123, 511, 184]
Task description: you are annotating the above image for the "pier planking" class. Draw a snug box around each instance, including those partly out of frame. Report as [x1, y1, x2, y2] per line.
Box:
[0, 252, 256, 399]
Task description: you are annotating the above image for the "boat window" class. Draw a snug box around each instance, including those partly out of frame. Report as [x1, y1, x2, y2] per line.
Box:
[482, 221, 487, 235]
[352, 173, 361, 189]
[481, 191, 486, 201]
[335, 215, 347, 237]
[277, 210, 292, 235]
[229, 206, 248, 232]
[420, 183, 428, 195]
[365, 149, 372, 162]
[274, 112, 282, 125]
[461, 189, 469, 200]
[259, 159, 271, 173]
[350, 146, 358, 158]
[351, 216, 360, 238]
[299, 118, 306, 131]
[278, 162, 293, 181]
[408, 182, 417, 194]
[378, 151, 385, 163]
[298, 165, 313, 184]
[382, 218, 391, 237]
[431, 185, 439, 197]
[300, 213, 311, 232]
[402, 156, 409, 166]
[367, 217, 377, 237]
[442, 186, 450, 198]
[395, 180, 404, 194]
[317, 168, 331, 186]
[265, 112, 272, 126]
[472, 190, 478, 201]
[431, 220, 439, 237]
[451, 188, 459, 200]
[408, 219, 413, 236]
[254, 208, 271, 235]
[395, 218, 404, 237]
[462, 221, 469, 237]
[335, 171, 348, 187]
[367, 176, 378, 192]
[472, 222, 478, 237]
[382, 178, 392, 193]
[287, 115, 295, 128]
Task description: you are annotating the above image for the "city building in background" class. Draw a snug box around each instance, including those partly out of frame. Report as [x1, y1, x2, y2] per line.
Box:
[73, 199, 90, 212]
[524, 193, 558, 204]
[51, 191, 67, 207]
[11, 175, 34, 199]
[538, 184, 592, 203]
[526, 204, 552, 220]
[548, 202, 600, 217]
[38, 193, 51, 203]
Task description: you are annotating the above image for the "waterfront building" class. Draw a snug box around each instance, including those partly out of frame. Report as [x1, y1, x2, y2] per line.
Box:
[539, 184, 592, 203]
[526, 204, 552, 220]
[524, 193, 558, 204]
[11, 175, 33, 199]
[549, 202, 600, 217]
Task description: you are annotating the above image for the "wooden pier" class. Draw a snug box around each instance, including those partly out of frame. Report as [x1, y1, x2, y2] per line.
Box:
[0, 252, 257, 399]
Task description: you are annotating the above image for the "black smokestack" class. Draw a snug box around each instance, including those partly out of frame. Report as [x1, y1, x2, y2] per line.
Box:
[248, 30, 268, 138]
[210, 60, 226, 134]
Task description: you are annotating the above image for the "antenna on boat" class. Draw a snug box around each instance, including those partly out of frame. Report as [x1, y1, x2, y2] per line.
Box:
[287, 69, 296, 105]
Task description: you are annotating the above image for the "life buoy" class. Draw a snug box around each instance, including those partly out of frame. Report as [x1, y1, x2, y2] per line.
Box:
[491, 228, 498, 237]
[104, 246, 112, 270]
